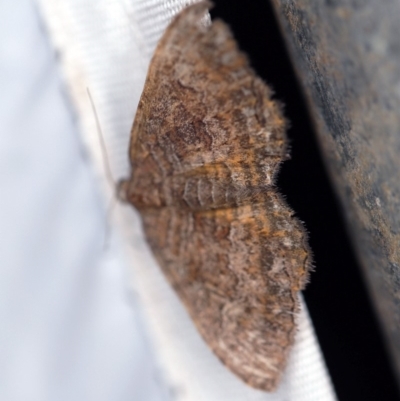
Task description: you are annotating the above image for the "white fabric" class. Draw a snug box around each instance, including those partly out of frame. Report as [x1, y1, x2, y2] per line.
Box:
[0, 0, 338, 399]
[0, 1, 169, 400]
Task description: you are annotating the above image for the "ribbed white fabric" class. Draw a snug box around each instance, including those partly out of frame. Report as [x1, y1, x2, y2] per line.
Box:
[37, 0, 338, 400]
[0, 1, 169, 400]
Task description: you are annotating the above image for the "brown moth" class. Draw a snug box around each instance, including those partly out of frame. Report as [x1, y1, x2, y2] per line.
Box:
[119, 1, 310, 392]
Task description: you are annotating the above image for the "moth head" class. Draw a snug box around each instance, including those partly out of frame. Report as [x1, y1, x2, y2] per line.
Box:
[116, 179, 130, 203]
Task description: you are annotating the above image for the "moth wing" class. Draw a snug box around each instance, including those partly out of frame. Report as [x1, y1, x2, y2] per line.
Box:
[122, 2, 311, 391]
[125, 2, 287, 209]
[140, 192, 309, 391]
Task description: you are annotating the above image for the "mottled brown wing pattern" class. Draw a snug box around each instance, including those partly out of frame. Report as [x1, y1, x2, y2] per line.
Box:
[120, 1, 310, 392]
[141, 192, 308, 390]
[124, 1, 287, 211]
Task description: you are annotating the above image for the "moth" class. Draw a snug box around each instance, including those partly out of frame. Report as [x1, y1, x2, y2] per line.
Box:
[119, 1, 310, 392]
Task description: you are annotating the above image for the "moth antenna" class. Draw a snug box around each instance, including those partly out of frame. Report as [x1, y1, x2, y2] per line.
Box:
[86, 87, 116, 250]
[86, 88, 116, 191]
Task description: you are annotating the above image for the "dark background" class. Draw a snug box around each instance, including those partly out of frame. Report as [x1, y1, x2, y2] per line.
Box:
[210, 1, 400, 400]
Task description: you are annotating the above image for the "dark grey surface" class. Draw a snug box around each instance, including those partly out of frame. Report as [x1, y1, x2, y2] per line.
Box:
[270, 0, 400, 386]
